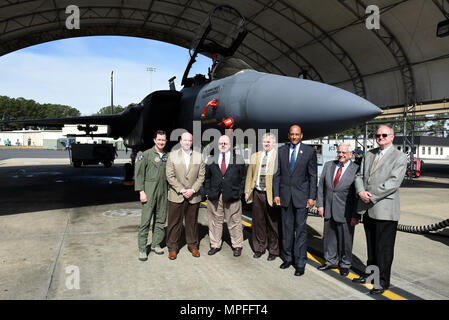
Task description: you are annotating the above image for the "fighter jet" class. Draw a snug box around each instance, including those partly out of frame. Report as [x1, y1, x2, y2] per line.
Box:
[2, 5, 381, 177]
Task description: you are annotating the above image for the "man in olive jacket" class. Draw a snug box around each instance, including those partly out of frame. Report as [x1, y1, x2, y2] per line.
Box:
[135, 130, 169, 261]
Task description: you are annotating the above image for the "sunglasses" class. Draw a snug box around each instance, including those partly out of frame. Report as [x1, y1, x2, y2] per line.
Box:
[375, 133, 390, 138]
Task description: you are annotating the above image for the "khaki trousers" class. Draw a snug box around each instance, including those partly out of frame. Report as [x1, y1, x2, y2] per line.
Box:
[207, 194, 243, 249]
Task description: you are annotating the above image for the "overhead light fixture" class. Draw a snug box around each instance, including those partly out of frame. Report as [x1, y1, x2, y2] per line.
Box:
[436, 19, 449, 38]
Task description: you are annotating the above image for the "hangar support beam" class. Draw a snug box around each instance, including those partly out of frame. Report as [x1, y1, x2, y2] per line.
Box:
[338, 0, 418, 180]
[257, 0, 367, 98]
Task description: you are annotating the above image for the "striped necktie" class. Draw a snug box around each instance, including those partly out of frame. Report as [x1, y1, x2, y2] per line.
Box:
[259, 152, 268, 190]
[371, 152, 382, 173]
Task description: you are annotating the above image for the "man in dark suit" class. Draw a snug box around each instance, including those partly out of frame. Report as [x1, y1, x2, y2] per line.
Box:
[273, 125, 317, 276]
[204, 135, 247, 257]
[316, 143, 360, 276]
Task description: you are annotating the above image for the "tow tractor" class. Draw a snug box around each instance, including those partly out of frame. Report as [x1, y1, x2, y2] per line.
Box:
[69, 142, 117, 168]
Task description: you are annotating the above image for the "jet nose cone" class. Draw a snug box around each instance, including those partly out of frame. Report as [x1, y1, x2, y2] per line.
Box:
[245, 73, 382, 139]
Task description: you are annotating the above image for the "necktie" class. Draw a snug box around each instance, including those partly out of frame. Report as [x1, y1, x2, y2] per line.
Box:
[371, 152, 381, 173]
[220, 152, 227, 175]
[333, 163, 344, 188]
[259, 152, 268, 190]
[290, 145, 296, 173]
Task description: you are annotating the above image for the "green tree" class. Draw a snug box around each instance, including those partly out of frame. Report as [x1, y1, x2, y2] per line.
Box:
[0, 95, 81, 130]
[95, 105, 126, 115]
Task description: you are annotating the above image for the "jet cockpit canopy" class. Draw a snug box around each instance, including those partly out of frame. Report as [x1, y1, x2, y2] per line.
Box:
[182, 4, 247, 87]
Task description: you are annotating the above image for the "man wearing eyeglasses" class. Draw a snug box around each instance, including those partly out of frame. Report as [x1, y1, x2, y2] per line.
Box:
[204, 135, 247, 257]
[352, 125, 407, 294]
[316, 144, 361, 276]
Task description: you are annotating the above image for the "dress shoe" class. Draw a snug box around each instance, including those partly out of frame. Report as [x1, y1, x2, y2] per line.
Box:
[317, 264, 338, 271]
[294, 267, 305, 276]
[352, 275, 367, 283]
[208, 247, 221, 256]
[279, 261, 292, 269]
[253, 252, 262, 259]
[168, 251, 177, 260]
[233, 247, 242, 257]
[267, 254, 277, 261]
[370, 288, 385, 295]
[340, 267, 349, 276]
[190, 249, 200, 258]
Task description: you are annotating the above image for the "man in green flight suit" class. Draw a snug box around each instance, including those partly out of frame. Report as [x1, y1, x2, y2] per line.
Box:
[135, 130, 169, 261]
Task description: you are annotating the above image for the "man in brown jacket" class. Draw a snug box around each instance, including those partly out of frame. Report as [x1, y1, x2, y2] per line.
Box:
[165, 131, 205, 260]
[245, 132, 280, 261]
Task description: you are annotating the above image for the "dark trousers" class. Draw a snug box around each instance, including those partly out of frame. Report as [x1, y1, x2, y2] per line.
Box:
[166, 200, 200, 252]
[363, 214, 398, 289]
[281, 200, 308, 268]
[252, 190, 281, 256]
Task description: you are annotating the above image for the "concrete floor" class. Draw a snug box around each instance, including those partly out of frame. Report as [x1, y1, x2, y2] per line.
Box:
[0, 155, 448, 300]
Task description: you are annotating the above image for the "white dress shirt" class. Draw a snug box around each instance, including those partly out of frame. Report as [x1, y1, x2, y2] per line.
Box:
[218, 150, 231, 169]
[182, 149, 192, 170]
[332, 160, 351, 181]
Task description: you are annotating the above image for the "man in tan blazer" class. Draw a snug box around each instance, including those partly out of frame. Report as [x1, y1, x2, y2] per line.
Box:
[165, 131, 205, 260]
[245, 133, 281, 261]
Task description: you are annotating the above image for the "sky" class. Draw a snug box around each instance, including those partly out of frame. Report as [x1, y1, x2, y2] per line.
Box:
[0, 36, 212, 115]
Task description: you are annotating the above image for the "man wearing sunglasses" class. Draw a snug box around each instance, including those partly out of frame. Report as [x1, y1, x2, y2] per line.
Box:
[353, 125, 407, 294]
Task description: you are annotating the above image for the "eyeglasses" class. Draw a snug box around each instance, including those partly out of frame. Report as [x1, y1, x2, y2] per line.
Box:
[375, 133, 390, 138]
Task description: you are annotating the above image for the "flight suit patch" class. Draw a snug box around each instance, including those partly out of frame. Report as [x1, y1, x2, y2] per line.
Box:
[137, 152, 144, 161]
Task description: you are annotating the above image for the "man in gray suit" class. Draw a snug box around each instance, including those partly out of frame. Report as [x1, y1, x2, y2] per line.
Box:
[316, 143, 361, 276]
[352, 125, 407, 294]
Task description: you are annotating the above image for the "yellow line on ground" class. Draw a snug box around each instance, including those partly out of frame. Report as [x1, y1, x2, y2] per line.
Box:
[241, 220, 252, 227]
[307, 252, 407, 300]
[202, 202, 408, 300]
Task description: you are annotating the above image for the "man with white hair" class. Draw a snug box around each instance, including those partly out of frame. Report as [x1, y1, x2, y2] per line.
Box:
[245, 133, 281, 261]
[352, 125, 407, 294]
[204, 135, 247, 257]
[316, 143, 360, 276]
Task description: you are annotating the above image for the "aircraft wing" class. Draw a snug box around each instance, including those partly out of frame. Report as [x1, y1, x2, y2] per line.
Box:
[1, 113, 121, 127]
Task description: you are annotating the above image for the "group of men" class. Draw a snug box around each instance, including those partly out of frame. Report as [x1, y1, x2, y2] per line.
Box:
[134, 123, 407, 295]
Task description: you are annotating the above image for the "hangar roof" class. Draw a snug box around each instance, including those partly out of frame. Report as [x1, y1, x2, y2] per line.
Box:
[1, 0, 448, 109]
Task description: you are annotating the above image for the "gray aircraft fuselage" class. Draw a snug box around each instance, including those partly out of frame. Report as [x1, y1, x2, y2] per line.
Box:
[178, 69, 382, 142]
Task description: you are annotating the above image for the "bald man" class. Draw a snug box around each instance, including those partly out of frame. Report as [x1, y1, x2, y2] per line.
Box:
[352, 125, 407, 294]
[165, 131, 205, 260]
[273, 125, 317, 276]
[204, 135, 247, 257]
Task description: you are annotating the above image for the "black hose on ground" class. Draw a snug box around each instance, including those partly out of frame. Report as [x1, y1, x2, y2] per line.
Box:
[397, 219, 449, 234]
